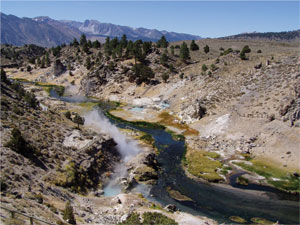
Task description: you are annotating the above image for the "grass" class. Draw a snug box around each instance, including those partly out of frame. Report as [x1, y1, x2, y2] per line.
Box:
[186, 149, 224, 182]
[220, 165, 232, 175]
[234, 160, 300, 193]
[229, 216, 247, 224]
[203, 151, 220, 159]
[34, 82, 65, 96]
[166, 186, 193, 202]
[250, 217, 275, 224]
[105, 111, 165, 129]
[158, 112, 198, 136]
[237, 176, 249, 186]
[166, 129, 185, 141]
[140, 133, 155, 146]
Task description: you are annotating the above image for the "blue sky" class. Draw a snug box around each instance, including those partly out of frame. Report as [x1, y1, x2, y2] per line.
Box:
[1, 1, 299, 37]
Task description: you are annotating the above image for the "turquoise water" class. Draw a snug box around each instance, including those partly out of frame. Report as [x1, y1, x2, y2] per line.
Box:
[103, 184, 122, 197]
[130, 107, 144, 112]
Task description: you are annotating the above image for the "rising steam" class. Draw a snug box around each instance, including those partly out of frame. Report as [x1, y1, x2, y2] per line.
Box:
[84, 108, 141, 196]
[84, 108, 140, 162]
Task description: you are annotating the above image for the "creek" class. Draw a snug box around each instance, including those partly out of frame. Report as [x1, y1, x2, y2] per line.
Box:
[49, 89, 299, 224]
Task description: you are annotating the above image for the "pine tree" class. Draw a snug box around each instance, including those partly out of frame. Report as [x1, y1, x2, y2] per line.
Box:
[120, 34, 128, 48]
[104, 37, 112, 56]
[72, 38, 79, 47]
[41, 56, 45, 68]
[190, 40, 199, 51]
[157, 36, 168, 48]
[85, 57, 91, 70]
[142, 41, 152, 55]
[160, 52, 168, 66]
[36, 57, 41, 67]
[63, 201, 76, 224]
[242, 45, 251, 53]
[83, 43, 89, 54]
[179, 42, 190, 62]
[73, 114, 85, 129]
[239, 51, 247, 60]
[87, 40, 92, 48]
[5, 128, 27, 154]
[204, 45, 210, 54]
[80, 34, 87, 46]
[45, 52, 50, 67]
[1, 68, 7, 83]
[162, 73, 169, 83]
[92, 40, 101, 49]
[202, 64, 208, 72]
[170, 45, 175, 55]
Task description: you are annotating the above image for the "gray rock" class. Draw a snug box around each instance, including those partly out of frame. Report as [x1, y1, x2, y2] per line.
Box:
[93, 190, 104, 197]
[164, 204, 177, 212]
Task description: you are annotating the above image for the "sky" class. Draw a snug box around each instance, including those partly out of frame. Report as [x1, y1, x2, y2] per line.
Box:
[1, 1, 299, 38]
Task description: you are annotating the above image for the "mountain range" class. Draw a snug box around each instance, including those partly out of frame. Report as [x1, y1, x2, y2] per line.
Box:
[1, 12, 202, 47]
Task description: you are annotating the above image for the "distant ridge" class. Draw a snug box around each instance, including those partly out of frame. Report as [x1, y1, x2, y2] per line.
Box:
[1, 12, 202, 47]
[221, 30, 300, 41]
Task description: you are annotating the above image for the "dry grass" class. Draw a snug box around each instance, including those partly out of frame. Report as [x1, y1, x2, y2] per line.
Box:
[158, 112, 198, 136]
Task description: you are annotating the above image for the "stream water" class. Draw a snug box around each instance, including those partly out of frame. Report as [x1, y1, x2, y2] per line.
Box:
[47, 89, 299, 224]
[108, 119, 299, 224]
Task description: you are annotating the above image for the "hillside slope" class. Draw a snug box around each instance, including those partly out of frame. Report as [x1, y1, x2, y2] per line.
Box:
[4, 38, 300, 193]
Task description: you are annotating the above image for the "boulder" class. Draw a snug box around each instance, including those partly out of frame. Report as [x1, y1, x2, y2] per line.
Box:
[93, 190, 104, 197]
[164, 204, 177, 212]
[254, 63, 262, 69]
[53, 59, 66, 76]
[143, 153, 158, 170]
[134, 166, 158, 182]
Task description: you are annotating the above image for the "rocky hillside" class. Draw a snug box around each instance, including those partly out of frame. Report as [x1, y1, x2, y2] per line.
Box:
[3, 37, 300, 192]
[0, 79, 121, 223]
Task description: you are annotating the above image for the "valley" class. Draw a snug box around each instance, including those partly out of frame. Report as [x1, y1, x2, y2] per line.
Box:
[1, 35, 299, 224]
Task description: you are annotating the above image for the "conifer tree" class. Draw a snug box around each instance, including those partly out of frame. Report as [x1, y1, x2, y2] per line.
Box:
[180, 42, 190, 61]
[63, 201, 76, 224]
[204, 45, 210, 54]
[190, 40, 199, 51]
[80, 34, 87, 46]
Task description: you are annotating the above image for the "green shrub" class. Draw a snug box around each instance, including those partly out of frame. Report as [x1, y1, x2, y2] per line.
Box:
[0, 179, 8, 191]
[210, 64, 217, 71]
[118, 212, 141, 225]
[63, 201, 76, 224]
[64, 111, 71, 120]
[190, 40, 199, 51]
[239, 51, 247, 60]
[169, 64, 175, 73]
[118, 212, 178, 225]
[203, 45, 209, 54]
[73, 114, 85, 128]
[162, 73, 169, 83]
[143, 212, 178, 225]
[223, 48, 233, 55]
[202, 64, 208, 72]
[24, 91, 39, 109]
[5, 128, 27, 154]
[1, 68, 8, 83]
[242, 45, 251, 53]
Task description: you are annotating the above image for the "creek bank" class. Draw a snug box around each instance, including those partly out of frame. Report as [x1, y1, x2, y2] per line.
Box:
[108, 105, 300, 195]
[1, 80, 217, 225]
